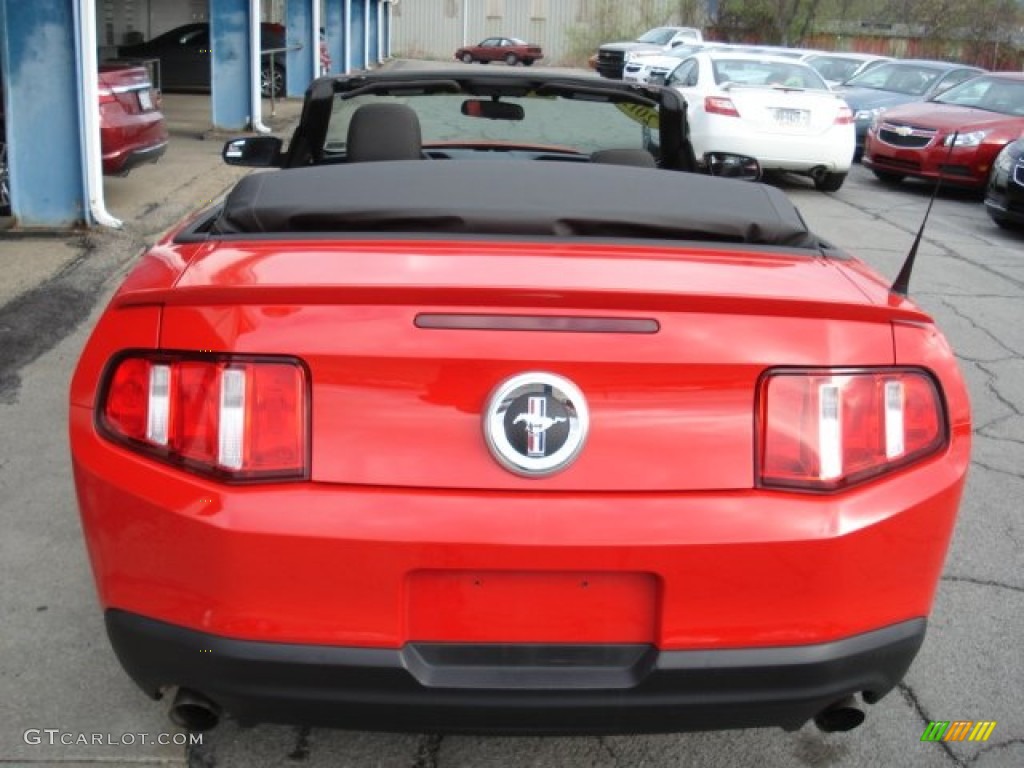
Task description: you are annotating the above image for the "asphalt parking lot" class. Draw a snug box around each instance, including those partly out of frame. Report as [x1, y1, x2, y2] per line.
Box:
[0, 64, 1021, 768]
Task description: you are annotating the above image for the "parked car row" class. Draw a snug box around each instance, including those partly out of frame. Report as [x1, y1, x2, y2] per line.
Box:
[617, 39, 1024, 212]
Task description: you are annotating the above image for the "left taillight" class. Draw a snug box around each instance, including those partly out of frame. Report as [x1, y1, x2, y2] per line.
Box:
[758, 368, 947, 492]
[99, 352, 309, 482]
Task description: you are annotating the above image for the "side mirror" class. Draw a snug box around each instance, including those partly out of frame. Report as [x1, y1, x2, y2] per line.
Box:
[706, 152, 761, 181]
[222, 136, 284, 167]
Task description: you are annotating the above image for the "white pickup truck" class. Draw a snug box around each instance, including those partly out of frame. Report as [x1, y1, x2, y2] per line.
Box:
[595, 26, 703, 79]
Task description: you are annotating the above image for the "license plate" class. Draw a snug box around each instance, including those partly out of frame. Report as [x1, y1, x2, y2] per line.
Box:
[773, 108, 809, 127]
[138, 89, 153, 111]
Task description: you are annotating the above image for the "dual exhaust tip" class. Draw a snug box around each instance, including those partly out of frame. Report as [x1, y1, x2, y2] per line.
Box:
[168, 687, 865, 735]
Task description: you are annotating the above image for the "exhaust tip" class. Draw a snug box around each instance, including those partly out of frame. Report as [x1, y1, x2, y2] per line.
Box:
[809, 165, 830, 183]
[169, 688, 221, 732]
[813, 694, 865, 733]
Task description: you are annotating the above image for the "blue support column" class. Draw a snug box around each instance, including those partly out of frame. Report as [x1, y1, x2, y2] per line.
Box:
[381, 1, 390, 59]
[210, 0, 254, 131]
[0, 0, 85, 226]
[325, 0, 345, 74]
[350, 0, 365, 71]
[368, 0, 379, 64]
[370, 0, 382, 64]
[285, 0, 313, 96]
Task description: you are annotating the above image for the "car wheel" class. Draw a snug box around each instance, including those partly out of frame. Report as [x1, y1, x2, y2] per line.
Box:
[989, 213, 1012, 229]
[261, 63, 285, 98]
[814, 172, 847, 192]
[872, 170, 905, 185]
[461, 53, 473, 64]
[505, 53, 518, 66]
[523, 59, 535, 67]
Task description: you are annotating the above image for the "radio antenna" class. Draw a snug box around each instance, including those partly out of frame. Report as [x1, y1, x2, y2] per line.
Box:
[890, 130, 959, 297]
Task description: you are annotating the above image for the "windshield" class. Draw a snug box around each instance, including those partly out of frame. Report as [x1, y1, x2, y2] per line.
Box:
[845, 62, 942, 95]
[933, 76, 1024, 115]
[808, 55, 864, 83]
[324, 91, 657, 158]
[712, 59, 828, 90]
[637, 27, 676, 45]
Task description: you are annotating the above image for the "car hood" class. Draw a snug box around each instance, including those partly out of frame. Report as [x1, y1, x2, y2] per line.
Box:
[600, 41, 663, 53]
[838, 87, 916, 112]
[633, 55, 680, 69]
[878, 102, 1024, 132]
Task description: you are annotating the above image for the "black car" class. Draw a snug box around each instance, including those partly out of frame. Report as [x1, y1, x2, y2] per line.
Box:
[117, 22, 288, 97]
[985, 138, 1024, 228]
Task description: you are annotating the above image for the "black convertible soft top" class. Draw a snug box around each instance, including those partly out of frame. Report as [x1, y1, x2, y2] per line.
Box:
[213, 161, 821, 249]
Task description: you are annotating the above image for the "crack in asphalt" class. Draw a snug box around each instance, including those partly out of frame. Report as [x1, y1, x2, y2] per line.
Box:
[410, 733, 443, 768]
[940, 298, 1022, 359]
[966, 738, 1024, 765]
[898, 682, 965, 767]
[970, 458, 1024, 481]
[941, 574, 1024, 594]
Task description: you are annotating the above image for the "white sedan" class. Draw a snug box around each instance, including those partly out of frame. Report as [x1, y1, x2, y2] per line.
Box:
[664, 52, 855, 191]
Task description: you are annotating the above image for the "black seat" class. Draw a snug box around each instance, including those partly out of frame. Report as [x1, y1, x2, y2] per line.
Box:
[590, 148, 657, 168]
[346, 103, 423, 162]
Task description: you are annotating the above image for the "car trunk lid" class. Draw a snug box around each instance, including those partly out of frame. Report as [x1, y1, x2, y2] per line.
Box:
[148, 240, 908, 492]
[98, 63, 158, 114]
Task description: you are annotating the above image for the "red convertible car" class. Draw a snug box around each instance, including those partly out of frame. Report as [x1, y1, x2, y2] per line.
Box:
[71, 70, 970, 736]
[455, 37, 543, 66]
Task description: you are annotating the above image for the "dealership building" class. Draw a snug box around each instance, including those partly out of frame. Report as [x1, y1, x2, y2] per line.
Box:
[0, 0, 392, 227]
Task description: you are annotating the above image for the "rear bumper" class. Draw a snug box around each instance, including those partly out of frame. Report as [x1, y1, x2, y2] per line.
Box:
[103, 140, 168, 176]
[696, 129, 854, 174]
[108, 609, 926, 733]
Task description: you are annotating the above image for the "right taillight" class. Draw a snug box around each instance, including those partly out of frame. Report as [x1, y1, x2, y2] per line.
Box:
[99, 352, 309, 482]
[758, 368, 947, 491]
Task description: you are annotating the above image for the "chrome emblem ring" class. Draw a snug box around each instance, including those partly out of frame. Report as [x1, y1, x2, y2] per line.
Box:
[484, 372, 589, 477]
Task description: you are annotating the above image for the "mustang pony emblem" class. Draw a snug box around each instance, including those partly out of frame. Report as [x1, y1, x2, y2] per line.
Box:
[513, 413, 567, 433]
[514, 396, 566, 457]
[484, 372, 589, 476]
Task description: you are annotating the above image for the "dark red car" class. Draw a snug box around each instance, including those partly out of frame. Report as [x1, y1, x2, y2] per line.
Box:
[863, 72, 1024, 190]
[71, 69, 970, 737]
[455, 37, 542, 66]
[98, 63, 168, 176]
